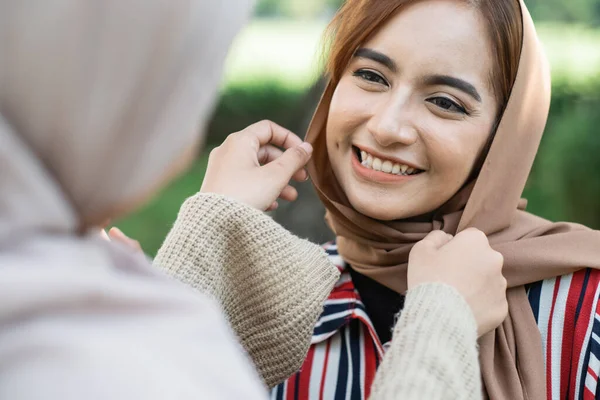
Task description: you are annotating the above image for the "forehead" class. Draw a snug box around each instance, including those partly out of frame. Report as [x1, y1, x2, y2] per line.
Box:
[362, 0, 493, 87]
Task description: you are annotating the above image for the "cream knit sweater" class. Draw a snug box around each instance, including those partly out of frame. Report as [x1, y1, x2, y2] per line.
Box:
[154, 193, 481, 399]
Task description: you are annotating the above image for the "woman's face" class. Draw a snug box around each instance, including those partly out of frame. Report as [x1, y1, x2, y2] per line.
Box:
[326, 0, 499, 220]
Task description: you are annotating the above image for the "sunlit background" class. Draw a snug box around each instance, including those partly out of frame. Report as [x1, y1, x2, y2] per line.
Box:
[117, 0, 600, 255]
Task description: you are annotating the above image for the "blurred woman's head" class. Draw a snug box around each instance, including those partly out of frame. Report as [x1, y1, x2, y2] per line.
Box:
[0, 0, 252, 239]
[322, 0, 523, 220]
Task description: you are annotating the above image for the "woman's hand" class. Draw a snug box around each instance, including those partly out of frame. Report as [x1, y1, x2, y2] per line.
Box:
[408, 228, 507, 337]
[99, 227, 144, 254]
[200, 120, 313, 211]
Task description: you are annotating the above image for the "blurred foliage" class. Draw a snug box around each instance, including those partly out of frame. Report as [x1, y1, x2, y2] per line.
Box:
[525, 78, 600, 227]
[526, 0, 600, 26]
[254, 0, 600, 25]
[116, 20, 600, 256]
[206, 82, 309, 145]
[255, 0, 342, 18]
[222, 20, 325, 88]
[116, 156, 211, 256]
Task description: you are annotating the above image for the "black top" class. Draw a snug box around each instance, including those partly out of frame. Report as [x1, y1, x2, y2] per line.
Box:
[348, 266, 405, 344]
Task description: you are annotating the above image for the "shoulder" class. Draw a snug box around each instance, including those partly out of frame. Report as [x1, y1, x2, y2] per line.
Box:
[528, 268, 600, 398]
[528, 268, 600, 327]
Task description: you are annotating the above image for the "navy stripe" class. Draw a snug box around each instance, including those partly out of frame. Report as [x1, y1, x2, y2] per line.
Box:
[578, 332, 593, 399]
[349, 321, 362, 399]
[527, 280, 543, 324]
[294, 371, 300, 400]
[575, 270, 592, 327]
[314, 299, 369, 339]
[321, 300, 367, 317]
[596, 365, 600, 400]
[275, 382, 284, 400]
[335, 327, 350, 400]
[578, 295, 600, 399]
[314, 317, 351, 337]
[588, 329, 600, 398]
[594, 317, 600, 337]
[326, 248, 339, 256]
[352, 301, 368, 314]
[314, 305, 370, 338]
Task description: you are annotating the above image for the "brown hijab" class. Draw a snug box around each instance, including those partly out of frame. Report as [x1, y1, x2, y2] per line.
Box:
[306, 1, 600, 398]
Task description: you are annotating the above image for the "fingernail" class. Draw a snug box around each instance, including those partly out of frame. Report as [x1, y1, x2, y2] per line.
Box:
[304, 169, 310, 181]
[300, 142, 313, 155]
[109, 227, 124, 238]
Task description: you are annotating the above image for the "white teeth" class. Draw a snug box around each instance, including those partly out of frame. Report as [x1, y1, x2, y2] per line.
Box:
[372, 157, 382, 171]
[382, 160, 393, 173]
[357, 148, 420, 176]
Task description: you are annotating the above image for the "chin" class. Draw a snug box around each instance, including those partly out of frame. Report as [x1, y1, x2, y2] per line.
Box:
[345, 191, 411, 221]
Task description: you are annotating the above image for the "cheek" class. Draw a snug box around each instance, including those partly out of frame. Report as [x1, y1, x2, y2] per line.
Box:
[326, 80, 373, 145]
[424, 121, 490, 185]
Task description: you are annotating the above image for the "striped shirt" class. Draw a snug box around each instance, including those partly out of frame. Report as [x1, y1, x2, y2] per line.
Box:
[271, 242, 600, 400]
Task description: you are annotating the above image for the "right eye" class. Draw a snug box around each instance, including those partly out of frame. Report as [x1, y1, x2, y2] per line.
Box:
[353, 69, 389, 86]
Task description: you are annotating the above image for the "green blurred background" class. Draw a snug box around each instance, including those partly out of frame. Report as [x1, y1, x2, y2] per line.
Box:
[117, 0, 600, 255]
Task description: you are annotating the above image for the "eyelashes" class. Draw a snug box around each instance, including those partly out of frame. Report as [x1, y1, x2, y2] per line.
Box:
[426, 97, 468, 115]
[353, 69, 389, 86]
[352, 68, 469, 115]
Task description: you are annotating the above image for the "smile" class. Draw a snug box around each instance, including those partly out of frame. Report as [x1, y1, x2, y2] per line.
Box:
[353, 146, 424, 176]
[350, 147, 424, 184]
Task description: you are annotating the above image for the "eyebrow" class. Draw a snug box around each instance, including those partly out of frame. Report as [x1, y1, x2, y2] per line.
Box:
[422, 75, 482, 102]
[353, 48, 482, 103]
[353, 48, 398, 73]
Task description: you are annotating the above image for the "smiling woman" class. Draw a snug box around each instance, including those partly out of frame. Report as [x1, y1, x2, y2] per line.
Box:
[326, 1, 500, 220]
[322, 0, 522, 221]
[270, 0, 600, 399]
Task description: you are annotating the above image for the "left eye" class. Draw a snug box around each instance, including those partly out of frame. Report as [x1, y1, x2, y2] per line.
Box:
[353, 69, 388, 86]
[427, 97, 467, 114]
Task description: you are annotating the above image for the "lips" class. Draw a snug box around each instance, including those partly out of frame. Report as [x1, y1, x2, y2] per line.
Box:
[353, 146, 424, 176]
[350, 148, 422, 184]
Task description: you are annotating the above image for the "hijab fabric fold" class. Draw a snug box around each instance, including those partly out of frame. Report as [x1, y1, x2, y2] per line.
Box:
[306, 1, 600, 398]
[0, 2, 269, 398]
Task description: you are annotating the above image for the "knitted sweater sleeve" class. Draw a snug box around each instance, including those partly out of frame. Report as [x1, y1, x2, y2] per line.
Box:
[154, 193, 481, 398]
[153, 193, 340, 388]
[370, 283, 482, 400]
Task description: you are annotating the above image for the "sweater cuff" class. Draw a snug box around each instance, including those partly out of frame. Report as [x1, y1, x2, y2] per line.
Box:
[369, 283, 481, 399]
[401, 282, 478, 341]
[156, 192, 340, 303]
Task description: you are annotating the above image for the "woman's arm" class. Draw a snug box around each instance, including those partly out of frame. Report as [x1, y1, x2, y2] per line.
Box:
[151, 121, 340, 387]
[154, 192, 340, 388]
[369, 229, 507, 400]
[370, 283, 481, 400]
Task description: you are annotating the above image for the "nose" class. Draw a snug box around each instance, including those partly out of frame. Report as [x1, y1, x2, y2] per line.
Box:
[366, 92, 419, 148]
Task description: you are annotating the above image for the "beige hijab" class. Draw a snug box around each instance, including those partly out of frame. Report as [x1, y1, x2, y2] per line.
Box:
[0, 0, 252, 240]
[307, 1, 600, 399]
[0, 1, 271, 399]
